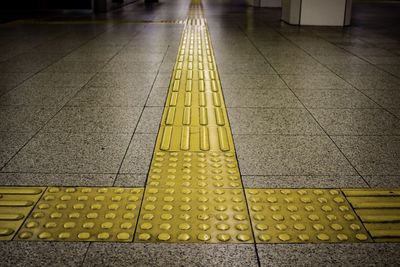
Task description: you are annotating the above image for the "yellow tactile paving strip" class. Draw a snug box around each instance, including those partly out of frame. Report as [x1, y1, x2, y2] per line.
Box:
[246, 189, 371, 243]
[16, 187, 143, 242]
[135, 0, 252, 243]
[344, 189, 400, 242]
[0, 187, 45, 240]
[135, 188, 253, 243]
[147, 152, 242, 189]
[0, 0, 399, 244]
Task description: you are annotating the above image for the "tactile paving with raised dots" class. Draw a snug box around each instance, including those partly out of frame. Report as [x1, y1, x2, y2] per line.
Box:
[245, 189, 371, 243]
[344, 189, 400, 242]
[147, 151, 242, 189]
[15, 187, 143, 242]
[0, 187, 45, 240]
[135, 188, 253, 243]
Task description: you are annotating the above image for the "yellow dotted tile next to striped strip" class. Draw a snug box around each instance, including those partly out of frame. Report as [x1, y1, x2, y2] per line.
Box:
[246, 189, 371, 243]
[15, 187, 143, 242]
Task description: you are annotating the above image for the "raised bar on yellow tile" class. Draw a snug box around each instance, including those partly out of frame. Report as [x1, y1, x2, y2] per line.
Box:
[0, 187, 45, 241]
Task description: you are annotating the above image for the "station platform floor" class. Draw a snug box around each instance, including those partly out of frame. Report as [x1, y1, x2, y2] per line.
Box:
[0, 0, 400, 266]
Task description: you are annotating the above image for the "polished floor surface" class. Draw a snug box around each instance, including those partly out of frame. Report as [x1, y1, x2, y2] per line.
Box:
[1, 0, 400, 266]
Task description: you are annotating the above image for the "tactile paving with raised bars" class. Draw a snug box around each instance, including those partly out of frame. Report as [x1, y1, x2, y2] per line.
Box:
[343, 189, 400, 242]
[15, 187, 143, 242]
[153, 0, 233, 154]
[147, 151, 242, 189]
[246, 189, 371, 243]
[0, 187, 45, 241]
[156, 126, 234, 152]
[135, 188, 253, 243]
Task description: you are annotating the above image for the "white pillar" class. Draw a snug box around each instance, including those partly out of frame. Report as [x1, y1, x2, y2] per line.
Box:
[282, 0, 352, 26]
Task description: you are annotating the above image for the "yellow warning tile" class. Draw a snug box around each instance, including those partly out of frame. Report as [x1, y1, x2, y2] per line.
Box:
[147, 151, 242, 189]
[0, 187, 45, 241]
[343, 189, 400, 242]
[165, 90, 225, 109]
[135, 188, 253, 243]
[246, 189, 371, 243]
[15, 187, 143, 242]
[156, 126, 234, 152]
[161, 106, 229, 127]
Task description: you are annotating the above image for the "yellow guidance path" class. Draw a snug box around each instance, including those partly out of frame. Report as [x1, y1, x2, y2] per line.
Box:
[135, 0, 253, 243]
[0, 0, 399, 244]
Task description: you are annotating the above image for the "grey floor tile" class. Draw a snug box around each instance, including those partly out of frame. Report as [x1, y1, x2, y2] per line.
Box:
[257, 243, 400, 267]
[332, 135, 400, 176]
[377, 64, 400, 77]
[83, 243, 258, 267]
[220, 74, 287, 89]
[0, 85, 79, 107]
[114, 173, 147, 187]
[63, 51, 118, 62]
[0, 132, 32, 168]
[153, 73, 172, 88]
[228, 108, 324, 135]
[234, 135, 357, 176]
[217, 61, 276, 75]
[158, 61, 175, 73]
[0, 241, 89, 267]
[112, 52, 165, 62]
[0, 173, 115, 186]
[136, 107, 163, 134]
[309, 108, 400, 135]
[0, 105, 58, 133]
[44, 60, 106, 73]
[87, 72, 155, 88]
[363, 56, 400, 65]
[392, 109, 400, 119]
[341, 74, 400, 90]
[304, 46, 351, 57]
[223, 88, 302, 108]
[363, 175, 400, 187]
[242, 175, 368, 188]
[344, 47, 394, 57]
[271, 63, 331, 75]
[43, 106, 142, 133]
[264, 54, 318, 65]
[120, 134, 157, 174]
[101, 61, 160, 73]
[327, 64, 387, 76]
[23, 72, 94, 88]
[281, 74, 352, 89]
[314, 55, 368, 65]
[147, 87, 168, 107]
[68, 85, 150, 107]
[0, 52, 62, 73]
[0, 72, 32, 95]
[2, 132, 131, 173]
[362, 89, 400, 109]
[293, 89, 378, 108]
